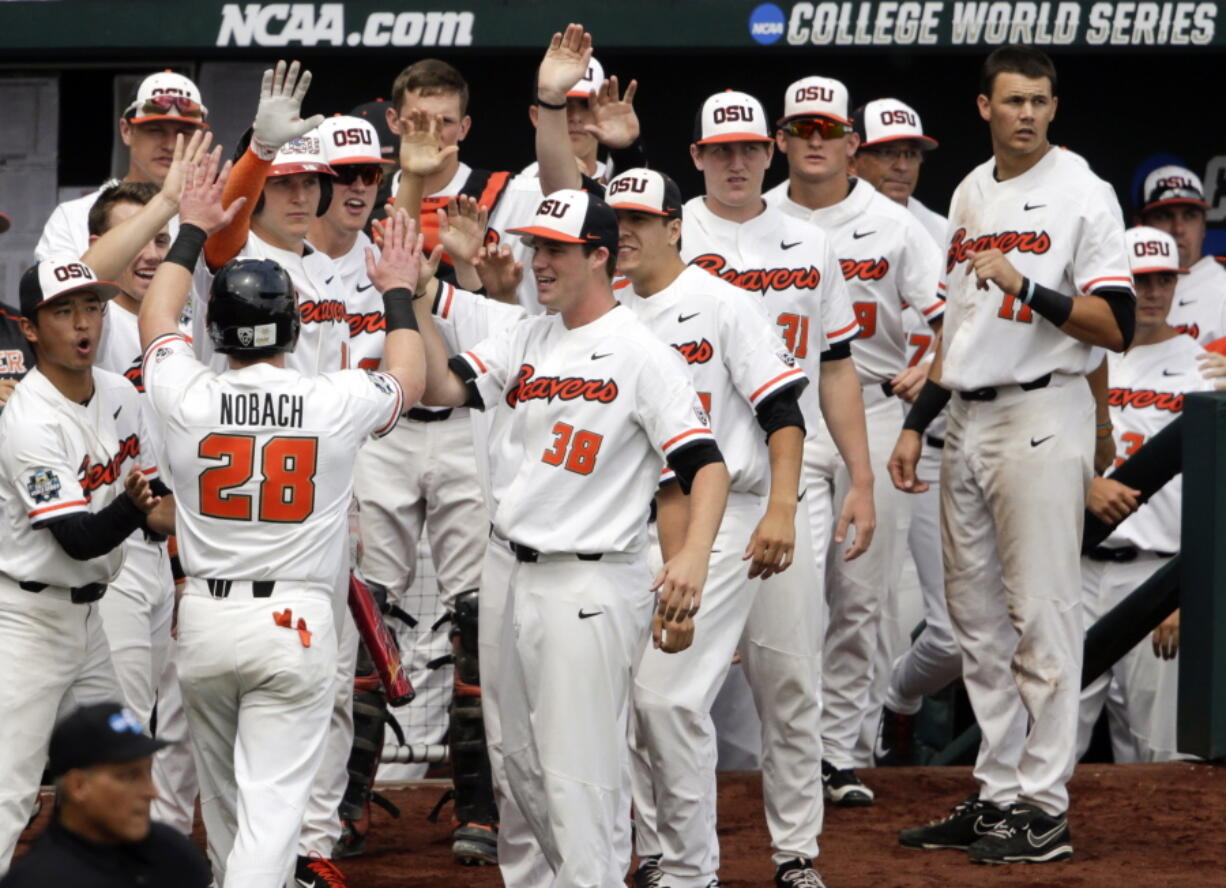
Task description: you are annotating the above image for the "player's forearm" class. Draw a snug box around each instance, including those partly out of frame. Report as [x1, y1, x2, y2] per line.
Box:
[204, 147, 268, 271]
[1060, 293, 1127, 351]
[680, 460, 730, 556]
[147, 495, 176, 537]
[453, 260, 482, 293]
[765, 424, 803, 518]
[383, 328, 427, 407]
[393, 171, 426, 223]
[1088, 356, 1110, 427]
[535, 104, 583, 196]
[139, 253, 195, 350]
[819, 357, 874, 487]
[412, 284, 469, 407]
[81, 193, 178, 280]
[654, 481, 691, 562]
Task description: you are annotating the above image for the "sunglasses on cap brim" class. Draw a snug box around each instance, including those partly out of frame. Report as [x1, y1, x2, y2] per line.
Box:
[780, 118, 851, 140]
[130, 95, 206, 121]
[333, 165, 384, 186]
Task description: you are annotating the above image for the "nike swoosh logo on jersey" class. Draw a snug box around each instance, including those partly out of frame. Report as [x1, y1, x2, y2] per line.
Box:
[1030, 434, 1054, 447]
[1024, 202, 1046, 211]
[1178, 298, 1196, 306]
[591, 352, 612, 360]
[852, 230, 876, 239]
[112, 406, 122, 419]
[356, 282, 374, 292]
[780, 240, 801, 250]
[578, 609, 603, 619]
[678, 312, 700, 323]
[1162, 369, 1181, 376]
[324, 276, 335, 285]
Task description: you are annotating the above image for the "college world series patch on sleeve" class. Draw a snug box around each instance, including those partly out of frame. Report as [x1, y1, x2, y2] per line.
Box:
[26, 467, 62, 503]
[365, 369, 395, 395]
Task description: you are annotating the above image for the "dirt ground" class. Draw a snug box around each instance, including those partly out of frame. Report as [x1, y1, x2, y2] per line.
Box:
[18, 763, 1225, 887]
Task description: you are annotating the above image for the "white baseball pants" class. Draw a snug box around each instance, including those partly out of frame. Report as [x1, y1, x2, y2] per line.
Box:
[149, 637, 201, 835]
[631, 494, 764, 888]
[0, 577, 120, 874]
[499, 555, 654, 888]
[177, 588, 336, 888]
[942, 376, 1093, 816]
[1076, 554, 1181, 763]
[806, 393, 911, 769]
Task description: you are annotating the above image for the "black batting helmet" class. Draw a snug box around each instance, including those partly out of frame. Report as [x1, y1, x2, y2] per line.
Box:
[208, 258, 300, 356]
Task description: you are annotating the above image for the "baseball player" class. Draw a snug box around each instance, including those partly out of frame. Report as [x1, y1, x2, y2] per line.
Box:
[1137, 165, 1226, 345]
[137, 155, 425, 887]
[0, 301, 34, 404]
[674, 86, 872, 887]
[412, 186, 730, 888]
[36, 70, 208, 262]
[1077, 225, 1205, 763]
[848, 99, 954, 766]
[0, 256, 172, 873]
[763, 78, 945, 800]
[888, 46, 1135, 864]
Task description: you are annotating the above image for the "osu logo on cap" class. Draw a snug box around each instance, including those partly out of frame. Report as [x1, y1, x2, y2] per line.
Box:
[537, 198, 571, 219]
[1133, 239, 1171, 258]
[714, 105, 756, 124]
[331, 128, 373, 147]
[1157, 175, 1196, 191]
[794, 84, 834, 104]
[880, 109, 917, 127]
[609, 176, 649, 196]
[53, 262, 94, 283]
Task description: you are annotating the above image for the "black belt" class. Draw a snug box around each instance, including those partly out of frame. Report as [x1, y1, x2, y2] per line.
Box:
[1087, 545, 1175, 563]
[926, 434, 945, 450]
[406, 407, 453, 423]
[19, 580, 106, 604]
[874, 381, 895, 397]
[205, 579, 276, 598]
[508, 541, 604, 564]
[958, 373, 1052, 402]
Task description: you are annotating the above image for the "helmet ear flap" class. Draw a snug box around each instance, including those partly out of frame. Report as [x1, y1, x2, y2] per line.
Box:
[233, 126, 254, 164]
[317, 175, 333, 216]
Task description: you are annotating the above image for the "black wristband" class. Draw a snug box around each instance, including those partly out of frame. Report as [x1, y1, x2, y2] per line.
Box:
[165, 224, 207, 272]
[902, 379, 952, 434]
[383, 287, 419, 333]
[535, 93, 566, 110]
[1020, 277, 1074, 327]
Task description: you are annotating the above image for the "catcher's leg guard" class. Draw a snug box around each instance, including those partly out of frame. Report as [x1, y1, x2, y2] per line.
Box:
[449, 590, 499, 866]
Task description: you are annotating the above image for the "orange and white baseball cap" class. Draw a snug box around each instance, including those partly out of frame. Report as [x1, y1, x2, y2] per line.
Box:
[693, 90, 772, 145]
[318, 115, 384, 166]
[269, 132, 335, 178]
[508, 188, 619, 253]
[568, 56, 605, 98]
[778, 76, 850, 125]
[1141, 165, 1209, 214]
[854, 98, 938, 150]
[20, 257, 120, 318]
[125, 70, 208, 126]
[1125, 226, 1186, 276]
[606, 168, 683, 218]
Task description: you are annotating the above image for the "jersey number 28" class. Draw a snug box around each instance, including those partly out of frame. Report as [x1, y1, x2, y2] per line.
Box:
[198, 433, 318, 523]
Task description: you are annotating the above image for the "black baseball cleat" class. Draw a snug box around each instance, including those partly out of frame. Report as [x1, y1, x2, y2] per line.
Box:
[899, 795, 1007, 850]
[774, 857, 826, 887]
[452, 822, 498, 865]
[967, 803, 1073, 864]
[874, 706, 918, 766]
[633, 855, 663, 888]
[294, 853, 349, 887]
[821, 759, 874, 806]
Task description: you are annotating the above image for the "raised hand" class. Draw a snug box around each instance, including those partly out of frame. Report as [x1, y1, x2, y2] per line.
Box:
[437, 195, 489, 267]
[251, 59, 324, 159]
[473, 242, 523, 303]
[397, 109, 458, 177]
[538, 23, 592, 105]
[161, 128, 214, 205]
[178, 147, 245, 235]
[366, 208, 424, 295]
[586, 75, 640, 149]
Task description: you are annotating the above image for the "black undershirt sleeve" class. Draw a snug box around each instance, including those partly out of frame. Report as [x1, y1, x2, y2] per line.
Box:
[820, 341, 852, 362]
[1091, 286, 1136, 350]
[754, 383, 806, 438]
[42, 494, 146, 561]
[665, 441, 725, 495]
[447, 355, 486, 410]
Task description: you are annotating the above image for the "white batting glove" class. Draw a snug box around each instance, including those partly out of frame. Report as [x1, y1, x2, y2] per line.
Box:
[250, 60, 324, 160]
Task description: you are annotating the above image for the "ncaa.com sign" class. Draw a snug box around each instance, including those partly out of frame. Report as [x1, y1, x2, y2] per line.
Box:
[217, 3, 474, 47]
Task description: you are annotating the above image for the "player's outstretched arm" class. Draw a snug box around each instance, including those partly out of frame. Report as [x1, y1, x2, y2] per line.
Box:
[474, 242, 524, 305]
[744, 425, 802, 579]
[391, 109, 458, 221]
[140, 151, 245, 350]
[364, 208, 427, 407]
[82, 129, 212, 279]
[652, 459, 730, 654]
[204, 59, 323, 270]
[819, 356, 876, 559]
[535, 23, 591, 195]
[1088, 357, 1116, 474]
[436, 196, 487, 292]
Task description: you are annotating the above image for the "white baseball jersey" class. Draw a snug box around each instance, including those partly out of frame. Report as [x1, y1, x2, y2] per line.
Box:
[623, 265, 805, 495]
[324, 230, 384, 371]
[141, 332, 403, 590]
[939, 147, 1133, 391]
[455, 304, 715, 554]
[679, 196, 858, 433]
[766, 178, 945, 384]
[1166, 255, 1226, 345]
[98, 302, 150, 391]
[908, 195, 949, 248]
[1103, 334, 1210, 554]
[0, 367, 159, 587]
[191, 232, 349, 376]
[36, 182, 182, 264]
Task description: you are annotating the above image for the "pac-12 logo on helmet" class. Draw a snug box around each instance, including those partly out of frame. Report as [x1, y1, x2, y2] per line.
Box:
[207, 259, 300, 356]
